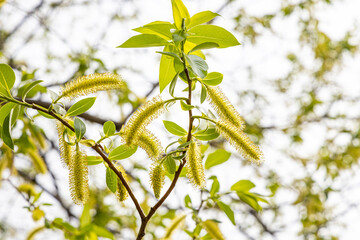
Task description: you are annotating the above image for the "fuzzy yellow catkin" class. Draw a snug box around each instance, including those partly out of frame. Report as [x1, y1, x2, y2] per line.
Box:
[56, 121, 74, 168]
[122, 95, 166, 145]
[206, 86, 245, 130]
[162, 214, 186, 239]
[202, 220, 225, 240]
[136, 129, 164, 161]
[186, 141, 206, 189]
[115, 163, 129, 202]
[216, 120, 263, 164]
[149, 162, 165, 198]
[27, 149, 47, 174]
[59, 73, 125, 100]
[69, 144, 89, 205]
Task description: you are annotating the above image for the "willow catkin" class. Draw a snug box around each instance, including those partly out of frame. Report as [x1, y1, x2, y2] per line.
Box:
[115, 163, 129, 202]
[216, 120, 263, 164]
[59, 73, 125, 100]
[122, 95, 166, 145]
[56, 121, 74, 168]
[136, 129, 164, 161]
[186, 141, 205, 189]
[149, 162, 165, 198]
[69, 144, 89, 205]
[27, 149, 47, 174]
[202, 220, 225, 240]
[206, 86, 245, 130]
[162, 214, 186, 239]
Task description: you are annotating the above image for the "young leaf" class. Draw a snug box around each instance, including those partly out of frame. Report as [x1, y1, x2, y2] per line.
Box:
[103, 121, 116, 136]
[171, 0, 190, 29]
[156, 51, 182, 63]
[117, 34, 168, 48]
[169, 72, 179, 97]
[133, 21, 174, 40]
[66, 97, 96, 117]
[188, 11, 220, 29]
[0, 102, 15, 126]
[188, 25, 240, 48]
[210, 176, 220, 196]
[108, 144, 137, 160]
[185, 54, 208, 78]
[189, 42, 219, 53]
[1, 115, 14, 149]
[21, 80, 43, 101]
[184, 194, 192, 208]
[180, 100, 195, 111]
[216, 201, 235, 225]
[159, 45, 177, 92]
[106, 167, 117, 193]
[202, 220, 225, 240]
[74, 117, 86, 141]
[194, 128, 219, 141]
[87, 156, 103, 165]
[163, 120, 187, 136]
[202, 72, 223, 86]
[205, 149, 231, 169]
[0, 63, 16, 95]
[231, 180, 256, 192]
[200, 83, 207, 103]
[236, 192, 262, 212]
[164, 155, 176, 174]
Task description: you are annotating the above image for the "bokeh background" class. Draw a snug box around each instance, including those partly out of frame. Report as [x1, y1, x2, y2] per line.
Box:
[1, 0, 360, 239]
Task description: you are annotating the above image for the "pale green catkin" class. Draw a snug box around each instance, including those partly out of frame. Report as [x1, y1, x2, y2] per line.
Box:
[60, 73, 125, 100]
[27, 149, 47, 174]
[122, 95, 165, 145]
[56, 121, 74, 168]
[162, 214, 186, 239]
[186, 141, 206, 189]
[115, 163, 129, 202]
[206, 86, 245, 130]
[202, 220, 225, 240]
[149, 162, 165, 198]
[69, 144, 89, 205]
[216, 120, 263, 164]
[136, 129, 164, 161]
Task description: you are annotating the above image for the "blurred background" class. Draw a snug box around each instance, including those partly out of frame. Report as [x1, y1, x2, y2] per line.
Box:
[1, 0, 360, 239]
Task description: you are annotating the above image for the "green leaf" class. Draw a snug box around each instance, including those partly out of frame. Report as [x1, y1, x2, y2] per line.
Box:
[231, 180, 256, 192]
[171, 0, 190, 29]
[189, 42, 219, 53]
[108, 144, 137, 160]
[21, 80, 43, 101]
[37, 110, 55, 119]
[184, 194, 192, 208]
[217, 201, 235, 225]
[92, 225, 115, 240]
[87, 156, 103, 165]
[210, 176, 220, 196]
[236, 192, 262, 211]
[188, 25, 240, 48]
[74, 117, 86, 141]
[194, 128, 219, 141]
[10, 105, 20, 127]
[163, 120, 187, 136]
[0, 64, 15, 95]
[169, 72, 179, 97]
[66, 97, 96, 117]
[164, 155, 176, 174]
[117, 34, 168, 48]
[200, 83, 207, 104]
[80, 203, 91, 228]
[2, 115, 14, 149]
[106, 167, 117, 193]
[202, 72, 223, 86]
[188, 11, 220, 29]
[185, 54, 208, 78]
[0, 102, 15, 126]
[205, 149, 231, 169]
[202, 220, 225, 240]
[103, 121, 116, 136]
[133, 21, 174, 40]
[159, 45, 177, 92]
[180, 100, 195, 111]
[156, 51, 182, 63]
